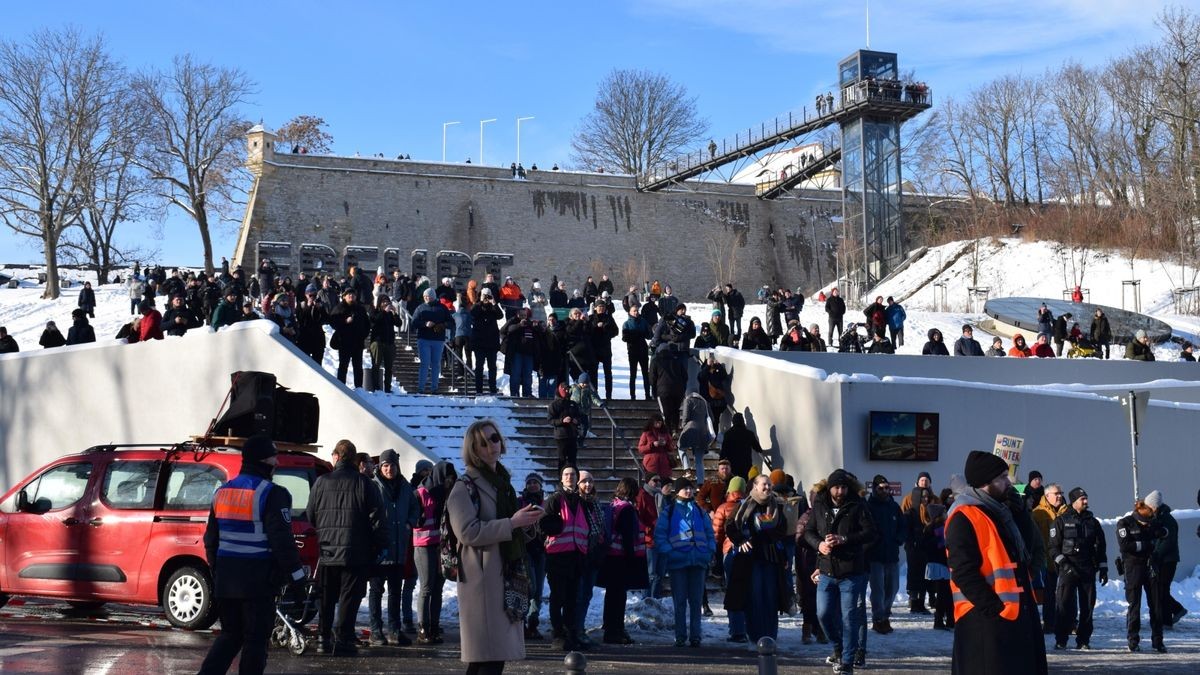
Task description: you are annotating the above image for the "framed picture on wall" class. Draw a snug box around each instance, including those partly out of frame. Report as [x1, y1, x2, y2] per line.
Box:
[868, 411, 939, 461]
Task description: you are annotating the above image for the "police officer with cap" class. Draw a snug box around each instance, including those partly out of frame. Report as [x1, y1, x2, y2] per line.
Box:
[1047, 487, 1107, 650]
[199, 434, 305, 675]
[1116, 497, 1169, 652]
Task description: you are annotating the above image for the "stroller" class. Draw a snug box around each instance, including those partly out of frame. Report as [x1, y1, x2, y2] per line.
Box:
[270, 566, 320, 655]
[1067, 335, 1102, 359]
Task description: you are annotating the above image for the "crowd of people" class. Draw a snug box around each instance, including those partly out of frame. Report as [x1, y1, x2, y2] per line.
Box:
[201, 421, 1196, 675]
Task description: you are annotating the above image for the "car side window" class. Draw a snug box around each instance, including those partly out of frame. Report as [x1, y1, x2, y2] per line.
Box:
[162, 463, 226, 511]
[14, 463, 93, 513]
[101, 461, 161, 510]
[273, 467, 313, 521]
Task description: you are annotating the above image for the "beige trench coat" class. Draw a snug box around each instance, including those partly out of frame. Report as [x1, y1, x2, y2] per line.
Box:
[447, 466, 528, 664]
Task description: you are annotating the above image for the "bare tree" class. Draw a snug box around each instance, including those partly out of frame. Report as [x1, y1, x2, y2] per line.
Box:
[570, 69, 707, 176]
[275, 114, 333, 153]
[131, 55, 254, 274]
[0, 28, 124, 299]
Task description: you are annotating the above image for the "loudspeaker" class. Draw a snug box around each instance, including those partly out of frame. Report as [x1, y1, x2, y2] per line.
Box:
[274, 391, 319, 444]
[213, 371, 277, 438]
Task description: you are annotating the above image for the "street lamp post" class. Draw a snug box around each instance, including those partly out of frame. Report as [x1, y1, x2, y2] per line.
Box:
[516, 116, 534, 166]
[479, 118, 497, 166]
[442, 121, 460, 162]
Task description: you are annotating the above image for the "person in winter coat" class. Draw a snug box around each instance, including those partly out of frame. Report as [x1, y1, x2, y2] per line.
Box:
[720, 412, 762, 480]
[1125, 329, 1155, 361]
[657, 285, 680, 317]
[470, 289, 504, 394]
[1047, 487, 1107, 650]
[65, 309, 96, 345]
[779, 319, 809, 351]
[697, 460, 734, 513]
[582, 276, 599, 306]
[1032, 333, 1056, 358]
[1089, 308, 1112, 359]
[413, 461, 456, 644]
[210, 288, 241, 330]
[765, 293, 784, 344]
[884, 297, 906, 347]
[548, 383, 582, 471]
[825, 288, 847, 344]
[945, 451, 1047, 675]
[954, 325, 984, 356]
[309, 440, 388, 655]
[586, 301, 619, 399]
[866, 333, 896, 354]
[1008, 333, 1032, 357]
[865, 475, 907, 634]
[564, 308, 596, 382]
[502, 308, 542, 397]
[163, 295, 201, 337]
[127, 274, 146, 314]
[863, 296, 887, 339]
[693, 323, 719, 350]
[266, 293, 299, 345]
[725, 284, 746, 338]
[802, 469, 878, 671]
[713, 476, 748, 641]
[726, 474, 790, 643]
[296, 285, 328, 364]
[516, 473, 547, 640]
[1052, 312, 1071, 356]
[411, 289, 453, 393]
[1146, 490, 1187, 629]
[329, 288, 371, 388]
[652, 304, 695, 354]
[527, 281, 549, 323]
[922, 328, 949, 356]
[698, 353, 730, 432]
[573, 472, 607, 645]
[639, 296, 661, 330]
[539, 314, 567, 398]
[985, 336, 1006, 356]
[921, 503, 953, 630]
[1036, 304, 1054, 337]
[446, 420, 542, 672]
[653, 477, 716, 647]
[679, 391, 714, 482]
[740, 317, 772, 350]
[638, 413, 675, 480]
[599, 477, 649, 644]
[707, 286, 727, 320]
[368, 296, 403, 393]
[136, 301, 164, 342]
[903, 485, 936, 614]
[77, 281, 97, 318]
[1031, 485, 1067, 632]
[541, 466, 592, 652]
[621, 285, 640, 313]
[39, 321, 66, 349]
[622, 305, 652, 399]
[707, 309, 731, 347]
[837, 323, 865, 353]
[450, 295, 474, 379]
[650, 347, 688, 433]
[366, 450, 419, 646]
[569, 374, 602, 446]
[795, 489, 828, 645]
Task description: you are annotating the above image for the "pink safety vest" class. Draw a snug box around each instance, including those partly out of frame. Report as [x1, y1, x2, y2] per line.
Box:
[412, 487, 440, 547]
[607, 500, 647, 558]
[545, 496, 589, 555]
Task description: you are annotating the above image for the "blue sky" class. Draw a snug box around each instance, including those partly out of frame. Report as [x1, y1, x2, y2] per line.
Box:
[0, 0, 1176, 266]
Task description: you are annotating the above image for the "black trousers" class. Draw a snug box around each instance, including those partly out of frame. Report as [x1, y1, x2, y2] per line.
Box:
[828, 316, 843, 344]
[320, 565, 369, 647]
[1156, 561, 1185, 624]
[589, 357, 613, 399]
[547, 555, 582, 637]
[905, 544, 928, 607]
[465, 662, 505, 675]
[627, 351, 650, 399]
[602, 581, 628, 637]
[1055, 570, 1096, 646]
[555, 436, 578, 473]
[337, 346, 364, 388]
[660, 394, 683, 435]
[1124, 560, 1162, 647]
[474, 348, 498, 394]
[198, 595, 274, 675]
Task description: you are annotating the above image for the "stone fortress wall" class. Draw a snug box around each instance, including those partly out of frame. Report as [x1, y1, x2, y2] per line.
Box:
[233, 129, 846, 299]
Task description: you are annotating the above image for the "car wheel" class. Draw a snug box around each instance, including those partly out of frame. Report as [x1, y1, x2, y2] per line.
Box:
[163, 565, 217, 629]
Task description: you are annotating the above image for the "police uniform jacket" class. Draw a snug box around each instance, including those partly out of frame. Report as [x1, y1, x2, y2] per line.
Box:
[1047, 508, 1106, 575]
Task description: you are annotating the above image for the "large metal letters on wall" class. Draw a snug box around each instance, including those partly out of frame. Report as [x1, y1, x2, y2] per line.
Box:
[255, 242, 514, 291]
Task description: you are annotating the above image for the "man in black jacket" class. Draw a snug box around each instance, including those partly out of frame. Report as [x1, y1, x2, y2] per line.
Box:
[329, 289, 371, 388]
[367, 449, 418, 646]
[198, 435, 305, 675]
[866, 476, 907, 635]
[1052, 312, 1071, 356]
[621, 305, 652, 400]
[163, 294, 201, 337]
[297, 285, 329, 363]
[725, 284, 746, 339]
[309, 440, 387, 656]
[587, 301, 619, 400]
[825, 288, 846, 346]
[1047, 487, 1107, 650]
[803, 469, 878, 672]
[469, 289, 504, 394]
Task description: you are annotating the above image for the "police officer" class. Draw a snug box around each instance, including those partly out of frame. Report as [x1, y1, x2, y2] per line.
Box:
[198, 435, 305, 675]
[1116, 498, 1168, 653]
[1047, 487, 1107, 650]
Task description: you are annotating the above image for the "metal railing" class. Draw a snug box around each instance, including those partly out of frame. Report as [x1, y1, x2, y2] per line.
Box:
[566, 351, 642, 479]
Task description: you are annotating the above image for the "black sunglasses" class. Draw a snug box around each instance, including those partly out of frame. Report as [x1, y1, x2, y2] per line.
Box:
[486, 432, 502, 444]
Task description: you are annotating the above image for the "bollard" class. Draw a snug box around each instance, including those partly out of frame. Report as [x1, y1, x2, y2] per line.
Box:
[564, 650, 587, 674]
[756, 636, 777, 675]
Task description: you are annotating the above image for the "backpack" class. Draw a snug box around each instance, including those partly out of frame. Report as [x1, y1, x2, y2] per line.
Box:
[439, 477, 478, 582]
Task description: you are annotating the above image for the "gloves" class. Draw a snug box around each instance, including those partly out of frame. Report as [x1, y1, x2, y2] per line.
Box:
[1099, 566, 1108, 586]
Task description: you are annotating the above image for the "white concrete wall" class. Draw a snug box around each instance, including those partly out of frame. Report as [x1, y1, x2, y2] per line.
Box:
[0, 321, 431, 490]
[715, 347, 1200, 580]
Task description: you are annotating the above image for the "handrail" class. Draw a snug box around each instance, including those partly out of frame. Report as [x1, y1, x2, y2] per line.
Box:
[565, 351, 643, 480]
[440, 335, 473, 394]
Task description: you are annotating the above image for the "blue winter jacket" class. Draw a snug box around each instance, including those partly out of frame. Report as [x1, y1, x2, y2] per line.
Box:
[885, 303, 906, 330]
[653, 497, 716, 570]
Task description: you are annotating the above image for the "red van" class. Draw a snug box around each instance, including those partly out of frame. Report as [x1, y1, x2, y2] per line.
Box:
[0, 443, 330, 628]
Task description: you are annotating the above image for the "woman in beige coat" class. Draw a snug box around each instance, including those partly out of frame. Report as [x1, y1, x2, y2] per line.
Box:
[448, 419, 543, 674]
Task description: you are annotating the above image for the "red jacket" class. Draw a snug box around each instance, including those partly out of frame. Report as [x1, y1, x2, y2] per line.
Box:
[1032, 341, 1055, 358]
[638, 429, 675, 479]
[634, 488, 658, 546]
[138, 310, 164, 341]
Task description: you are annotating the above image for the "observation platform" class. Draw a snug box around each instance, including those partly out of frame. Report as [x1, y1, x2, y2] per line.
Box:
[638, 79, 931, 192]
[983, 297, 1174, 344]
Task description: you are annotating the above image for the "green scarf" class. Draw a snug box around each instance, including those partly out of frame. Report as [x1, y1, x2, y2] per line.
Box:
[477, 461, 526, 562]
